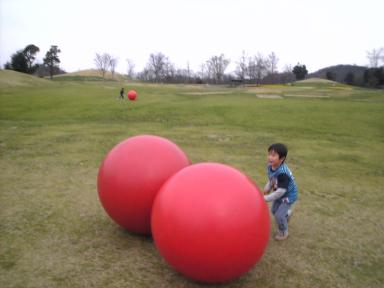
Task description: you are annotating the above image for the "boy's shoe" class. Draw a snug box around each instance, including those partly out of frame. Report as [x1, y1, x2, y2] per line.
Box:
[274, 231, 289, 241]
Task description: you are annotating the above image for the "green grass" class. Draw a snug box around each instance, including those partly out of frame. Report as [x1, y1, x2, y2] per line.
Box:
[1, 71, 383, 287]
[52, 75, 106, 81]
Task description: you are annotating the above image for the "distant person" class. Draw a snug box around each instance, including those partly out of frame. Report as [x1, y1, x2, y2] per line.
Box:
[120, 88, 125, 100]
[263, 143, 298, 241]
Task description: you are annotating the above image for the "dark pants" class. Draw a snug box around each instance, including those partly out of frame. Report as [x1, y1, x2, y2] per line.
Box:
[271, 201, 291, 234]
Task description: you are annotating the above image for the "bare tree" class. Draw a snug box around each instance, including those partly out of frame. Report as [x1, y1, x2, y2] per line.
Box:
[247, 57, 257, 83]
[255, 54, 267, 85]
[235, 51, 248, 81]
[126, 59, 135, 79]
[381, 51, 384, 66]
[186, 61, 191, 83]
[266, 52, 279, 75]
[109, 57, 118, 79]
[247, 53, 266, 85]
[206, 54, 230, 83]
[144, 52, 177, 83]
[367, 48, 384, 67]
[147, 52, 167, 82]
[94, 53, 111, 78]
[174, 68, 188, 83]
[198, 63, 207, 81]
[281, 64, 295, 83]
[163, 61, 175, 81]
[206, 63, 213, 83]
[137, 67, 151, 81]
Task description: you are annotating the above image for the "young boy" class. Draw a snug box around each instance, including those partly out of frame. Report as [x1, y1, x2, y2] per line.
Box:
[119, 88, 125, 100]
[263, 143, 298, 241]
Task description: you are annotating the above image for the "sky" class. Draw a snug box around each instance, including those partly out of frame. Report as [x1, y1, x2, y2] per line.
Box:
[0, 0, 383, 74]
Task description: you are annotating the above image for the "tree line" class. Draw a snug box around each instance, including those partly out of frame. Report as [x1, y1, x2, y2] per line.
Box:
[93, 49, 382, 88]
[4, 44, 383, 88]
[94, 51, 307, 85]
[321, 48, 384, 88]
[4, 44, 62, 79]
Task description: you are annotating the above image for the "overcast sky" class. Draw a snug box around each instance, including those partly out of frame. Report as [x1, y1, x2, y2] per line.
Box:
[1, 0, 383, 74]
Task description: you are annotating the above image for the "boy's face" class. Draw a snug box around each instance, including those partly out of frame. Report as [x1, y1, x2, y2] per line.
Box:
[268, 150, 285, 169]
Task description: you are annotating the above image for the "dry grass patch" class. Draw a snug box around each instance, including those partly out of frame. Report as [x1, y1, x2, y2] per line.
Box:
[284, 94, 330, 98]
[256, 94, 283, 99]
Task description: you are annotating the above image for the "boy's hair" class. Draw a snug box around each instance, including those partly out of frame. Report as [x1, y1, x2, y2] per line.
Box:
[268, 143, 288, 161]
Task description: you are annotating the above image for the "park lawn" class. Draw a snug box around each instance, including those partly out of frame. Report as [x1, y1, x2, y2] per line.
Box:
[0, 71, 383, 287]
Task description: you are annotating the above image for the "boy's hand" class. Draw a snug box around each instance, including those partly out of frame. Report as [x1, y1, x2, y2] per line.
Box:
[263, 182, 271, 195]
[282, 197, 290, 204]
[263, 194, 271, 202]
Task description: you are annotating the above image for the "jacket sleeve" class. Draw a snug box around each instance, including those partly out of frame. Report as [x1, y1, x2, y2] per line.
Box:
[264, 187, 287, 202]
[263, 180, 271, 193]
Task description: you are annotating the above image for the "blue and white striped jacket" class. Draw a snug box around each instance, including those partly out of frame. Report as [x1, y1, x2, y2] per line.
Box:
[267, 163, 298, 204]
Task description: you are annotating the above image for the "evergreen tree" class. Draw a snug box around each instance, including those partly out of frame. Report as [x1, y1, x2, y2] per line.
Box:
[10, 50, 28, 73]
[43, 46, 61, 79]
[23, 44, 40, 73]
[326, 71, 336, 81]
[344, 72, 355, 85]
[364, 67, 384, 87]
[292, 64, 308, 80]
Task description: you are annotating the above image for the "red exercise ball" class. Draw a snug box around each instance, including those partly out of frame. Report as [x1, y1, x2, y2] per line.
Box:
[98, 135, 190, 234]
[127, 90, 137, 100]
[151, 163, 270, 283]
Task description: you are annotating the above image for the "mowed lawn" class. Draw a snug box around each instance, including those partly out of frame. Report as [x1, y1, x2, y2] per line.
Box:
[1, 71, 383, 288]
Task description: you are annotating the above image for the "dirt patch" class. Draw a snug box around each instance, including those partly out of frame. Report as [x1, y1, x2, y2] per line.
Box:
[284, 94, 330, 98]
[256, 94, 283, 99]
[181, 91, 231, 95]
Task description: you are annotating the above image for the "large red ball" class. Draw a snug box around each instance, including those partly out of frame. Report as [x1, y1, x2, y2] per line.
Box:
[98, 135, 190, 234]
[151, 163, 270, 283]
[127, 90, 137, 100]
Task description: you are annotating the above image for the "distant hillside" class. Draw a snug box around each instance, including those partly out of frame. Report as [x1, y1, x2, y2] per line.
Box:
[54, 69, 125, 81]
[309, 64, 367, 84]
[0, 70, 52, 88]
[296, 78, 339, 85]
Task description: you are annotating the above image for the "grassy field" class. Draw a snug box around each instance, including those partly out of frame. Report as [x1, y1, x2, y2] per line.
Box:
[1, 70, 383, 288]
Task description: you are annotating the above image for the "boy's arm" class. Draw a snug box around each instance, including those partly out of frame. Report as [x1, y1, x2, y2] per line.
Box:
[264, 188, 287, 202]
[264, 174, 289, 202]
[263, 181, 271, 195]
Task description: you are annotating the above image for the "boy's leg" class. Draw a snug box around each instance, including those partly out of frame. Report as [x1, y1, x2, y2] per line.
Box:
[271, 200, 280, 215]
[274, 202, 291, 240]
[287, 207, 293, 222]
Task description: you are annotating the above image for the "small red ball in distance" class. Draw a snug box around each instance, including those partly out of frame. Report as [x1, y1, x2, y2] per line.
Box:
[151, 163, 270, 283]
[97, 135, 190, 234]
[127, 90, 137, 100]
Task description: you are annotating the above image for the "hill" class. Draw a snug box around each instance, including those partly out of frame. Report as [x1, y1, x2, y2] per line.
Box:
[308, 64, 366, 84]
[296, 77, 339, 85]
[0, 69, 53, 88]
[54, 69, 125, 81]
